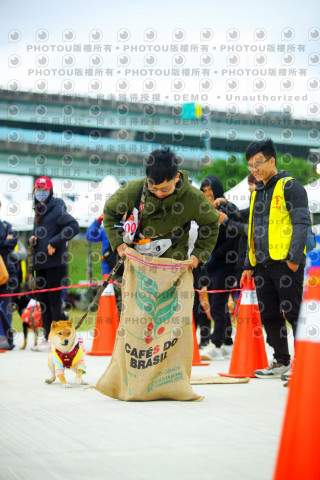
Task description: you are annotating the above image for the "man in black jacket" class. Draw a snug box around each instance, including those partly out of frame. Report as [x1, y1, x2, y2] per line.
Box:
[240, 139, 311, 379]
[30, 176, 80, 351]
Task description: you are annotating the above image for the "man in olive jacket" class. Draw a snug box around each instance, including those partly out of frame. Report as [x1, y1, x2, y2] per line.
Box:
[103, 148, 219, 269]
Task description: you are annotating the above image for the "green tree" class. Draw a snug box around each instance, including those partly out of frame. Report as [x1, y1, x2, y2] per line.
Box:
[196, 154, 316, 191]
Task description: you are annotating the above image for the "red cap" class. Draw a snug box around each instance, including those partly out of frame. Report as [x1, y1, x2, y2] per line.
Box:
[34, 176, 53, 190]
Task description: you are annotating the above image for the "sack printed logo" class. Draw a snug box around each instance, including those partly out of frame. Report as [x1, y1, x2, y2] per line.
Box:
[121, 266, 184, 371]
[134, 267, 178, 343]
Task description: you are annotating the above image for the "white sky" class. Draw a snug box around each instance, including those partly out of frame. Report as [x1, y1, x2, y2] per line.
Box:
[0, 0, 320, 120]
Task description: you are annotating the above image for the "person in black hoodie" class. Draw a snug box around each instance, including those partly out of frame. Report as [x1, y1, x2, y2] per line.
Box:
[199, 175, 242, 361]
[30, 176, 80, 351]
[213, 173, 259, 283]
[240, 139, 311, 379]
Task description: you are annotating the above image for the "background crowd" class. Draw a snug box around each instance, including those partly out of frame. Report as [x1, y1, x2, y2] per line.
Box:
[0, 140, 313, 386]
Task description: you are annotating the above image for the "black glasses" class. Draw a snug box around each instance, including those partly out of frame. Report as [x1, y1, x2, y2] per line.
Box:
[146, 179, 175, 193]
[247, 157, 273, 171]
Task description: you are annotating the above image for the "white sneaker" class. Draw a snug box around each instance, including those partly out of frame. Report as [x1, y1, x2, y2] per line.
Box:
[221, 344, 233, 359]
[34, 340, 52, 352]
[200, 343, 225, 361]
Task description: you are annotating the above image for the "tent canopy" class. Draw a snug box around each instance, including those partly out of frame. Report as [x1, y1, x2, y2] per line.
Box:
[225, 177, 250, 210]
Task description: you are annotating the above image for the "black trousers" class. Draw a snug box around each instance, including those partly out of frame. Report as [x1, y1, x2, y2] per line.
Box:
[193, 292, 211, 344]
[253, 262, 305, 365]
[35, 266, 68, 339]
[192, 266, 211, 344]
[208, 266, 235, 348]
[0, 276, 16, 349]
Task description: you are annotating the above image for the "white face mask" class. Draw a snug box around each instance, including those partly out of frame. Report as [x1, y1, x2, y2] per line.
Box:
[35, 190, 49, 202]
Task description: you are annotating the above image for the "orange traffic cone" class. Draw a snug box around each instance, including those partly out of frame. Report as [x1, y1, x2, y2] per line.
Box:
[273, 267, 320, 480]
[87, 275, 120, 356]
[192, 316, 209, 366]
[219, 277, 268, 378]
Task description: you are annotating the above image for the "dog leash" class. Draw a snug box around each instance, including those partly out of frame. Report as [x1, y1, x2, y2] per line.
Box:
[74, 256, 125, 330]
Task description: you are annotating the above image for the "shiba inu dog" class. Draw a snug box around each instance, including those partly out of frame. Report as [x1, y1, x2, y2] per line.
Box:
[45, 320, 88, 388]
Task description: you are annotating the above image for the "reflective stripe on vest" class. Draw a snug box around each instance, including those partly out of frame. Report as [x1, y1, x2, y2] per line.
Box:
[248, 176, 297, 266]
[248, 190, 257, 266]
[14, 243, 26, 287]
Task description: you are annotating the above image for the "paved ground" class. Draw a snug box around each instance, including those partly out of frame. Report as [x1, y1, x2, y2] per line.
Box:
[0, 332, 292, 480]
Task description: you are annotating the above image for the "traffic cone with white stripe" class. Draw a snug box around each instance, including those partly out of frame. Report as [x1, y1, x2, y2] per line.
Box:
[273, 267, 320, 480]
[219, 276, 268, 378]
[87, 275, 120, 356]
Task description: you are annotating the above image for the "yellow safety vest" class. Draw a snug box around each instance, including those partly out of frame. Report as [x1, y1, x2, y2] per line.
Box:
[248, 176, 305, 266]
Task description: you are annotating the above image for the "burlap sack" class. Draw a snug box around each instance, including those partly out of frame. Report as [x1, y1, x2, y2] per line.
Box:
[95, 248, 202, 401]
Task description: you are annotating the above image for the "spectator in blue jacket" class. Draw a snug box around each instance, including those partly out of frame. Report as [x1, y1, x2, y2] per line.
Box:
[30, 176, 80, 351]
[86, 214, 112, 277]
[86, 214, 123, 314]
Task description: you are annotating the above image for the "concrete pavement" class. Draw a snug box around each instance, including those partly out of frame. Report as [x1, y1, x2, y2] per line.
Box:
[0, 333, 290, 480]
